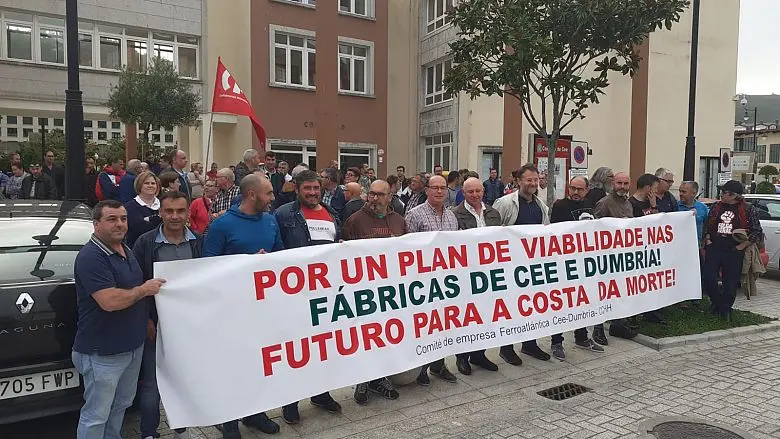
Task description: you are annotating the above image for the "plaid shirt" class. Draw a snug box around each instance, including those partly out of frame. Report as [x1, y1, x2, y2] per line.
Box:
[210, 184, 241, 214]
[405, 202, 458, 233]
[404, 192, 425, 215]
[322, 187, 336, 207]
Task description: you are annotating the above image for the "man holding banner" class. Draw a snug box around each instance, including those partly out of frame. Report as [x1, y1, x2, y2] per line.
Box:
[406, 174, 460, 385]
[274, 170, 343, 424]
[203, 174, 282, 438]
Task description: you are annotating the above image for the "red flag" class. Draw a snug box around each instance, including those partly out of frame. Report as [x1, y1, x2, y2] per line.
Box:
[212, 57, 266, 149]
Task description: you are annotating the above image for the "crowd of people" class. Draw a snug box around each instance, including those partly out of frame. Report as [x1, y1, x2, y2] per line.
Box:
[2, 146, 764, 439]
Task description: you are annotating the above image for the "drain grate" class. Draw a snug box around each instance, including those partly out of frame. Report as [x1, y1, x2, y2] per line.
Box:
[651, 421, 746, 439]
[536, 383, 591, 401]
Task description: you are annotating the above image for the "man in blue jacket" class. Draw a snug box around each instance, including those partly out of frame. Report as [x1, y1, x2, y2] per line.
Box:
[203, 173, 282, 438]
[119, 159, 142, 204]
[132, 191, 202, 439]
[273, 170, 342, 424]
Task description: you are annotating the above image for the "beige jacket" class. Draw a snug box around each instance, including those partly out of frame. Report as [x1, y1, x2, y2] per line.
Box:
[493, 191, 550, 226]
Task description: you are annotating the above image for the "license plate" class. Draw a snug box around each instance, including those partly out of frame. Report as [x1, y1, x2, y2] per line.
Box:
[0, 368, 80, 400]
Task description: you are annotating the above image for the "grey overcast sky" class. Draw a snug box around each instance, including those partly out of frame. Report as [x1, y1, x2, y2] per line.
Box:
[737, 0, 780, 94]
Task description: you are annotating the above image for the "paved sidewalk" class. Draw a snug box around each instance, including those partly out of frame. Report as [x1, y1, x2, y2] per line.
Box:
[123, 284, 780, 439]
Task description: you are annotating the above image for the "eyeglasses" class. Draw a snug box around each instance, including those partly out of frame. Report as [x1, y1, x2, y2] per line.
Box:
[368, 191, 388, 198]
[427, 186, 447, 192]
[569, 186, 587, 192]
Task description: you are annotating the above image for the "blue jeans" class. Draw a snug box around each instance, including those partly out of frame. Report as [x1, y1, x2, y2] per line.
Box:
[140, 339, 186, 437]
[72, 345, 144, 439]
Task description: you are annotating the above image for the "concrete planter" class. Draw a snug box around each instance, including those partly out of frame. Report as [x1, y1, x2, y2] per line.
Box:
[389, 368, 420, 387]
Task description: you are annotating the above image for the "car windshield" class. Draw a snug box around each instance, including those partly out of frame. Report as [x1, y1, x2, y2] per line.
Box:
[0, 218, 93, 283]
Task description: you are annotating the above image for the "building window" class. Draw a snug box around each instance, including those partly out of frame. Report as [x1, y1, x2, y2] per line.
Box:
[112, 132, 122, 140]
[339, 147, 372, 170]
[83, 120, 93, 128]
[39, 28, 65, 64]
[339, 42, 370, 94]
[111, 121, 121, 130]
[6, 116, 18, 125]
[22, 117, 33, 125]
[98, 131, 107, 140]
[84, 131, 93, 140]
[153, 42, 174, 63]
[271, 29, 316, 88]
[23, 128, 33, 138]
[53, 118, 63, 127]
[127, 40, 148, 71]
[152, 134, 161, 143]
[7, 23, 33, 60]
[100, 36, 121, 69]
[7, 128, 18, 138]
[426, 0, 454, 33]
[39, 118, 48, 126]
[770, 144, 780, 164]
[98, 121, 107, 129]
[425, 60, 453, 106]
[178, 46, 197, 78]
[424, 133, 453, 172]
[758, 145, 767, 163]
[340, 0, 372, 17]
[283, 0, 316, 5]
[165, 133, 174, 143]
[78, 33, 93, 66]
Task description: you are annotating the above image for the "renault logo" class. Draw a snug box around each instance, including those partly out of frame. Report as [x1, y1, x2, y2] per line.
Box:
[16, 293, 34, 314]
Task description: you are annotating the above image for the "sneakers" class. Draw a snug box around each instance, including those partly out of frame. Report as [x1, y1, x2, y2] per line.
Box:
[575, 339, 605, 353]
[520, 344, 551, 361]
[173, 430, 191, 439]
[592, 325, 609, 346]
[456, 356, 472, 375]
[311, 394, 342, 413]
[470, 355, 499, 372]
[416, 368, 430, 386]
[368, 378, 400, 400]
[550, 343, 565, 361]
[243, 412, 280, 433]
[499, 346, 523, 366]
[354, 382, 369, 405]
[281, 405, 300, 425]
[430, 364, 457, 383]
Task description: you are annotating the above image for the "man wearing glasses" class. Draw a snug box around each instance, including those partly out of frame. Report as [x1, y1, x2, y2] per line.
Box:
[703, 180, 763, 320]
[654, 168, 678, 213]
[343, 180, 406, 405]
[406, 175, 460, 385]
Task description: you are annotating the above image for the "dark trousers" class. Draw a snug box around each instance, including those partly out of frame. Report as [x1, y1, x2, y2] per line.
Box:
[283, 392, 332, 409]
[456, 350, 486, 362]
[551, 328, 588, 345]
[502, 340, 539, 352]
[703, 244, 744, 315]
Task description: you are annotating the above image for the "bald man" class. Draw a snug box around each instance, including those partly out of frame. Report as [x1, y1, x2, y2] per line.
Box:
[204, 173, 283, 437]
[453, 178, 502, 374]
[171, 149, 191, 198]
[593, 172, 632, 219]
[341, 181, 366, 222]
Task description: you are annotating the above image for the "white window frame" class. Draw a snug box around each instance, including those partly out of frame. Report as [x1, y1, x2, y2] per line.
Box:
[37, 16, 66, 66]
[273, 0, 316, 7]
[3, 13, 34, 62]
[424, 59, 453, 106]
[426, 0, 454, 34]
[338, 37, 374, 96]
[269, 25, 316, 90]
[339, 0, 375, 19]
[423, 133, 453, 172]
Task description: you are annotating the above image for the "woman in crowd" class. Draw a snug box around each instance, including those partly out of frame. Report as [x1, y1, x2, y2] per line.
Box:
[188, 162, 206, 198]
[159, 170, 182, 196]
[124, 171, 162, 247]
[189, 178, 218, 234]
[4, 163, 27, 199]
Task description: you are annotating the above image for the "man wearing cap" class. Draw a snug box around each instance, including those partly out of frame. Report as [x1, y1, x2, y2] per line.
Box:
[20, 162, 57, 199]
[703, 180, 762, 320]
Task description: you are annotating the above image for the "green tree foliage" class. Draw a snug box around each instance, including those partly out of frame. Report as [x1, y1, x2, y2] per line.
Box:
[107, 57, 200, 145]
[756, 181, 776, 194]
[758, 165, 778, 182]
[445, 0, 689, 205]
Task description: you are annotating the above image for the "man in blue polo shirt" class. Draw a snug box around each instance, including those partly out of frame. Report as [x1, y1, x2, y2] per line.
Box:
[133, 191, 202, 439]
[72, 200, 165, 439]
[204, 173, 282, 438]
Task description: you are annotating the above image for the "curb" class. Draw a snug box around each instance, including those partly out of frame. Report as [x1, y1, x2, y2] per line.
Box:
[632, 320, 780, 351]
[637, 416, 757, 439]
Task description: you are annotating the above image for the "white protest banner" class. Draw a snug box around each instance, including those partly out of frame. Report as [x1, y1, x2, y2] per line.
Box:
[154, 212, 701, 428]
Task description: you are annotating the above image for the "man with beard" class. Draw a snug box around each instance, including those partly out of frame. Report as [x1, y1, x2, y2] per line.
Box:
[593, 172, 636, 340]
[406, 175, 460, 385]
[493, 164, 551, 365]
[204, 174, 283, 438]
[274, 170, 343, 424]
[549, 176, 606, 359]
[343, 179, 406, 404]
[453, 177, 501, 374]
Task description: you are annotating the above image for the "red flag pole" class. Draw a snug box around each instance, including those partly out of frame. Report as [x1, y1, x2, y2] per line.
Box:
[204, 112, 214, 173]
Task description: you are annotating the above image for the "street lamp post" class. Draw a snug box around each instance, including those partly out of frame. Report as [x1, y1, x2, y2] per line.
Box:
[683, 0, 701, 181]
[64, 0, 85, 201]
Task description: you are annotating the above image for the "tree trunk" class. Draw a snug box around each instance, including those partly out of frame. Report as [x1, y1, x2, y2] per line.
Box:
[546, 133, 558, 208]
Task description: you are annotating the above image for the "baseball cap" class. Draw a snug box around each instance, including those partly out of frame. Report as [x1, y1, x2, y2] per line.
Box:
[718, 180, 744, 195]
